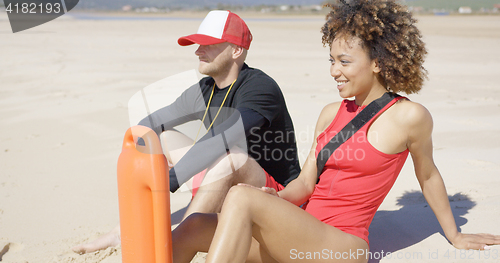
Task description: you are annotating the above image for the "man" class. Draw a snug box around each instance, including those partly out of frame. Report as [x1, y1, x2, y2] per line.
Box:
[73, 10, 300, 254]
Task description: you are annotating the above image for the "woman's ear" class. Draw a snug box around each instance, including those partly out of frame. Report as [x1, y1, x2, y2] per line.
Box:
[372, 59, 381, 74]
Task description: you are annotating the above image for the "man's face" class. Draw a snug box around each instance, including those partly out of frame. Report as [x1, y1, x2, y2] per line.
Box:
[195, 42, 233, 77]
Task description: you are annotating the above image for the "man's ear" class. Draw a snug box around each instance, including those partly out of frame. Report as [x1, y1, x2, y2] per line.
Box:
[372, 59, 381, 74]
[232, 45, 244, 59]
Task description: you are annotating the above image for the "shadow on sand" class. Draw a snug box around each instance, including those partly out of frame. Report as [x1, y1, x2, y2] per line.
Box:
[367, 190, 475, 263]
[171, 205, 189, 226]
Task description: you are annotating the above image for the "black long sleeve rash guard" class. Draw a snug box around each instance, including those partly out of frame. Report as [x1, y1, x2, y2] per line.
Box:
[168, 108, 266, 192]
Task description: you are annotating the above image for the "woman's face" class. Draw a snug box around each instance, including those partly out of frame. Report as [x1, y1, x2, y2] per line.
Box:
[329, 36, 381, 99]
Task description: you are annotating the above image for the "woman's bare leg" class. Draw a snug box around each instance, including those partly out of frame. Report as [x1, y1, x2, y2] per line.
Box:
[172, 212, 278, 263]
[206, 185, 369, 263]
[172, 213, 218, 263]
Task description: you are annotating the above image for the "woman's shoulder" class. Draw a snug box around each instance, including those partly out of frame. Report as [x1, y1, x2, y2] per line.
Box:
[315, 101, 344, 134]
[391, 98, 433, 131]
[320, 101, 343, 119]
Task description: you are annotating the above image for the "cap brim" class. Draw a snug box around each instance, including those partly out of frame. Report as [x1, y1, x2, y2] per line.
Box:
[178, 34, 227, 46]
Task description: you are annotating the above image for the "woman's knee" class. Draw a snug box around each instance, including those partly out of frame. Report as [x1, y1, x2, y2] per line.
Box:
[224, 185, 254, 208]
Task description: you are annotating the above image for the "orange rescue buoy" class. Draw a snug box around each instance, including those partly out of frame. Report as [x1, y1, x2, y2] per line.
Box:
[117, 125, 172, 263]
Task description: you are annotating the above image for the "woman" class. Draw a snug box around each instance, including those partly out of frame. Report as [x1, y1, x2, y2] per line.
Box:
[172, 0, 500, 262]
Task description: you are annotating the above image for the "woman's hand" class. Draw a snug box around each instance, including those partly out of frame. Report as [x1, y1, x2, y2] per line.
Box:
[451, 232, 500, 250]
[237, 183, 279, 197]
[260, 186, 279, 197]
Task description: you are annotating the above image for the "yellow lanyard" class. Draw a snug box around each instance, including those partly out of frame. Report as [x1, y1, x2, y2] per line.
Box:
[193, 79, 237, 144]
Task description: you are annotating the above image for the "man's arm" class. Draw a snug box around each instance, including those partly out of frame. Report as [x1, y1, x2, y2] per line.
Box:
[169, 108, 266, 192]
[138, 83, 205, 134]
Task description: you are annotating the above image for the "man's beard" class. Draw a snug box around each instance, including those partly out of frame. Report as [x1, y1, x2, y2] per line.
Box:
[199, 55, 232, 79]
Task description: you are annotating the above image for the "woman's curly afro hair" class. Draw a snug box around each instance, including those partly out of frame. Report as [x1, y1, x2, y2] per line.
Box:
[322, 0, 427, 94]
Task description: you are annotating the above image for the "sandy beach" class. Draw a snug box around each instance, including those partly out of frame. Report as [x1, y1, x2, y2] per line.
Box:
[1, 10, 500, 263]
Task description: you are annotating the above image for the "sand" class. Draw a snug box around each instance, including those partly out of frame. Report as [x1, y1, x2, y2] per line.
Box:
[1, 10, 499, 263]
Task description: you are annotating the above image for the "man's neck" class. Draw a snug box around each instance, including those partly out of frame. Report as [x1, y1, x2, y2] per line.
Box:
[212, 63, 244, 89]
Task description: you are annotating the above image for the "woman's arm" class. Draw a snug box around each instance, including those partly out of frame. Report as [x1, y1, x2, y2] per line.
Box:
[406, 102, 500, 250]
[277, 102, 342, 206]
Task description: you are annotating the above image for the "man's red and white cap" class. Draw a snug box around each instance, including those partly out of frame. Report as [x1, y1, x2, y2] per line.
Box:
[178, 10, 252, 50]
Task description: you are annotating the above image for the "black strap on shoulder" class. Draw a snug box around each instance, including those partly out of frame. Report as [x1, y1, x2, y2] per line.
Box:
[316, 92, 399, 180]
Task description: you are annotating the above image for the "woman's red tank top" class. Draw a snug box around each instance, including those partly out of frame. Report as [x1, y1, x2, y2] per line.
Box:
[303, 97, 409, 245]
